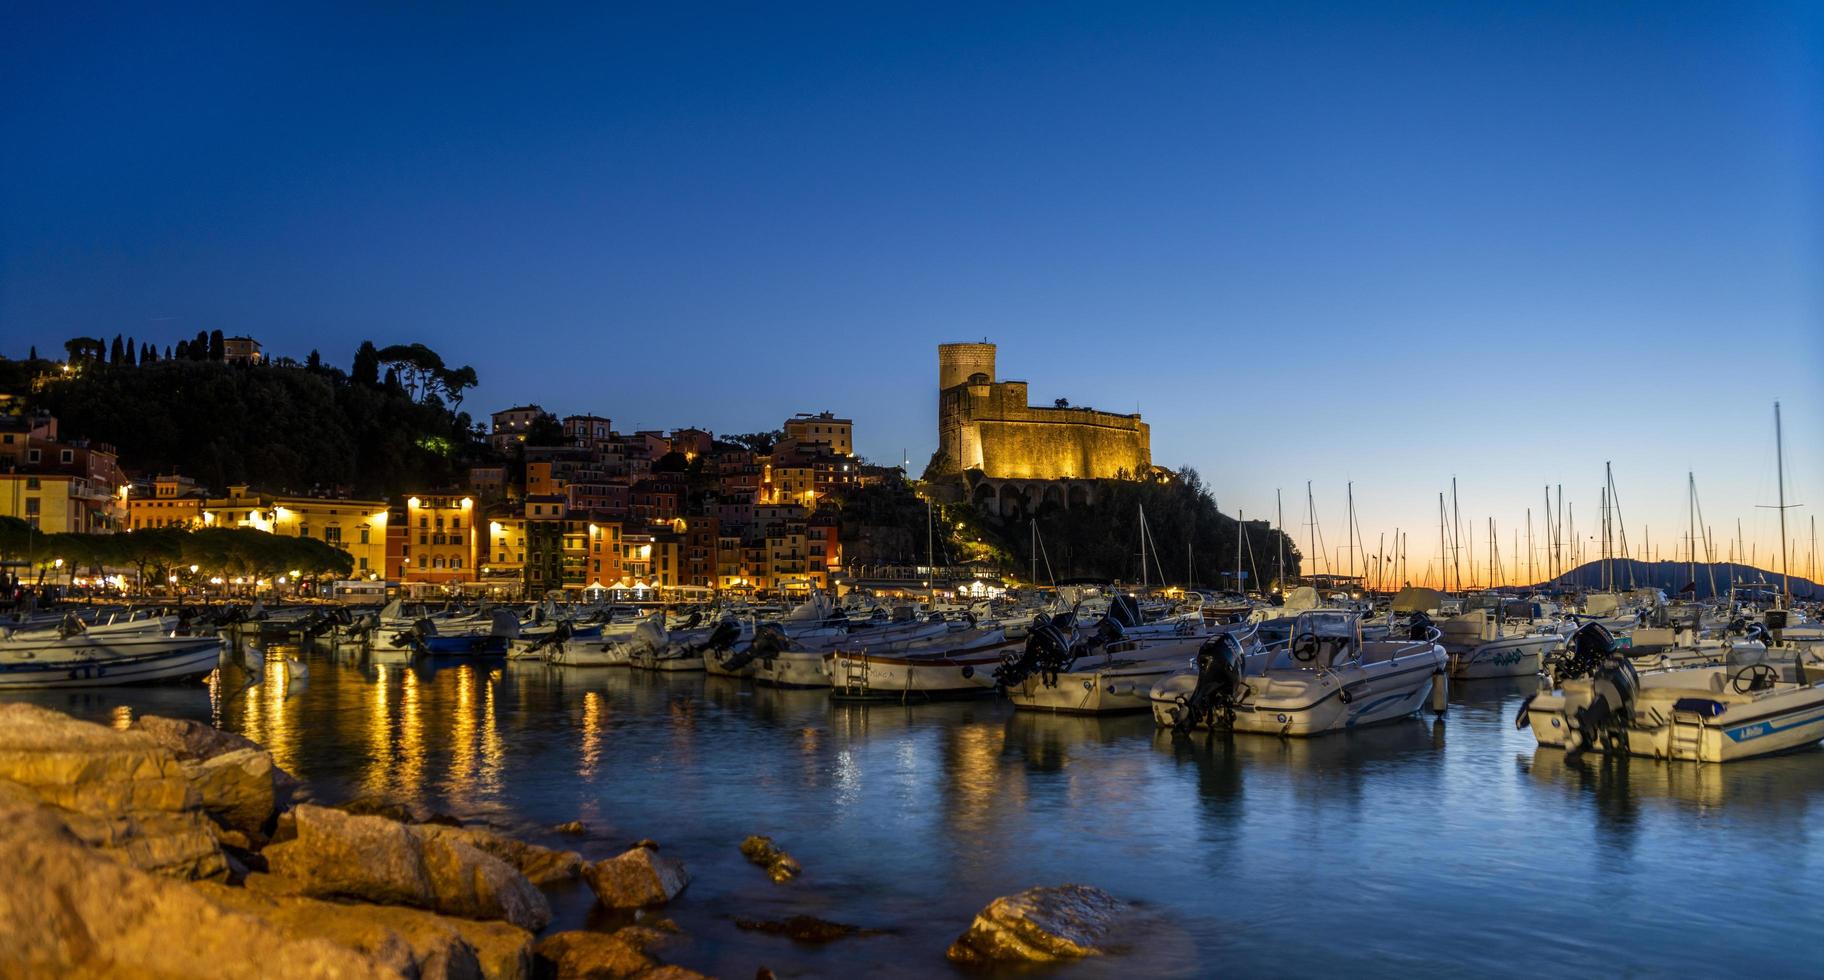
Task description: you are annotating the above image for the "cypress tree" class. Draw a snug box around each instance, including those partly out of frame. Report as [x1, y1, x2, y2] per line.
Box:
[110, 335, 123, 363]
[352, 341, 380, 386]
[208, 329, 225, 361]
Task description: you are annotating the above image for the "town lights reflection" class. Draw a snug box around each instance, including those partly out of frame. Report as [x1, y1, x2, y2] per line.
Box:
[579, 692, 604, 779]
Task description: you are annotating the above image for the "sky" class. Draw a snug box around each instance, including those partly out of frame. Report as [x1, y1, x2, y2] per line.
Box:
[3, 2, 1821, 586]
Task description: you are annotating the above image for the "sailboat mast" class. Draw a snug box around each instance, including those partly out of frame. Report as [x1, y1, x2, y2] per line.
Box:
[1776, 401, 1791, 606]
[1276, 488, 1286, 592]
[1438, 493, 1448, 592]
[1307, 481, 1318, 587]
[1450, 477, 1463, 592]
[1346, 482, 1357, 588]
[1235, 509, 1244, 595]
[925, 496, 934, 600]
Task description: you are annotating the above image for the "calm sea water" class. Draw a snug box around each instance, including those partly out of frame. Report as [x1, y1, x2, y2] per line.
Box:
[11, 644, 1824, 978]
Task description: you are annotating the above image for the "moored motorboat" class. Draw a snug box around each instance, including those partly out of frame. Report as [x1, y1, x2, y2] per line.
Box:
[1520, 622, 1824, 763]
[1150, 611, 1448, 736]
[0, 633, 224, 689]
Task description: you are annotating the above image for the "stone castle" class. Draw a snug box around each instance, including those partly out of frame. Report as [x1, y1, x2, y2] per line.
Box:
[936, 342, 1151, 514]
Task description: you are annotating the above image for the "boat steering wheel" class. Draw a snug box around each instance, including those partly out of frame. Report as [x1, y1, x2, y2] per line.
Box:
[1730, 662, 1780, 694]
[1290, 632, 1320, 663]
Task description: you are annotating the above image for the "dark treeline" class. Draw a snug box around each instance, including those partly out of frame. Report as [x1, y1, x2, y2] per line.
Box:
[992, 469, 1302, 588]
[0, 517, 354, 586]
[8, 341, 484, 496]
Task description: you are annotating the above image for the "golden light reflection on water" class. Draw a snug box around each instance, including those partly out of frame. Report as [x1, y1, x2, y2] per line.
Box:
[580, 691, 604, 779]
[948, 722, 1020, 836]
[363, 663, 393, 797]
[479, 674, 503, 797]
[449, 667, 477, 795]
[396, 667, 424, 800]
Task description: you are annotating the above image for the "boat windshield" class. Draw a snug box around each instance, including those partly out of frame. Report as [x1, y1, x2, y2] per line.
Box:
[1262, 612, 1361, 670]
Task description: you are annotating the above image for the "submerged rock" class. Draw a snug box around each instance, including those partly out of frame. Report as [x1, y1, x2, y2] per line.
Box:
[734, 915, 880, 944]
[0, 781, 389, 978]
[555, 820, 588, 835]
[581, 846, 690, 909]
[945, 884, 1131, 964]
[263, 804, 550, 930]
[0, 703, 225, 879]
[738, 835, 802, 883]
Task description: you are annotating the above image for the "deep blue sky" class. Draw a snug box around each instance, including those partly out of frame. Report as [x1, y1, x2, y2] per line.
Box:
[4, 3, 1821, 584]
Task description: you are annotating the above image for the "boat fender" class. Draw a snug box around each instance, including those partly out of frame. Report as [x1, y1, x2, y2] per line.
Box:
[1514, 694, 1535, 729]
[1338, 686, 1353, 704]
[960, 665, 974, 679]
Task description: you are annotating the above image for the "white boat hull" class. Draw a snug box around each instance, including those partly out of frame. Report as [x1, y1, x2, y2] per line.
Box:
[1448, 634, 1561, 679]
[752, 651, 830, 689]
[0, 638, 223, 689]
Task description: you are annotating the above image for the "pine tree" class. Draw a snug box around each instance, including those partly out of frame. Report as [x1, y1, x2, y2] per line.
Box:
[306, 349, 321, 370]
[352, 341, 380, 386]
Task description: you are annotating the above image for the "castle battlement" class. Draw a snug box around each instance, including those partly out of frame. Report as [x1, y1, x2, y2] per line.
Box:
[937, 342, 1150, 482]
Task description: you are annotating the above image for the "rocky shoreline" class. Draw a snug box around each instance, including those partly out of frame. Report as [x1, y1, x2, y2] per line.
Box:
[0, 702, 1133, 978]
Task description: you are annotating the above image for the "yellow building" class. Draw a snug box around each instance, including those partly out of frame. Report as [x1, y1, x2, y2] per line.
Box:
[482, 514, 526, 580]
[400, 495, 477, 584]
[128, 475, 204, 530]
[0, 474, 99, 533]
[783, 412, 853, 456]
[201, 486, 390, 578]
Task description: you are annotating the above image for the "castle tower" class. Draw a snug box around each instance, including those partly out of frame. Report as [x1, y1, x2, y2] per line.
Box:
[938, 342, 996, 391]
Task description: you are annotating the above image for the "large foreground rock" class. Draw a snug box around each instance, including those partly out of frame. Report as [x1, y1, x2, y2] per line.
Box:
[136, 713, 307, 807]
[264, 804, 551, 930]
[0, 781, 389, 978]
[0, 703, 224, 879]
[534, 927, 705, 979]
[946, 884, 1131, 964]
[202, 876, 535, 979]
[581, 845, 690, 909]
[416, 823, 584, 885]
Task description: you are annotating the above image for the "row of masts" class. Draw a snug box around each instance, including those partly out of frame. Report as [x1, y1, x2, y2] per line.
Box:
[1069, 402, 1811, 604]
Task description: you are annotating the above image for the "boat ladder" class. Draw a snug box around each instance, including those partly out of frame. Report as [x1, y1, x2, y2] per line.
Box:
[839, 652, 871, 698]
[1668, 711, 1706, 761]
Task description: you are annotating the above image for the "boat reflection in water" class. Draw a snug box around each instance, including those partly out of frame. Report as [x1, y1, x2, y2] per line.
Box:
[1523, 743, 1824, 815]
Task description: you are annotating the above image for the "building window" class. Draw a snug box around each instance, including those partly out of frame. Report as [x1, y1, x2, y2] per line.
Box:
[61, 449, 74, 463]
[324, 527, 340, 543]
[451, 558, 462, 569]
[28, 449, 41, 462]
[25, 478, 38, 490]
[359, 529, 369, 544]
[419, 533, 428, 545]
[358, 557, 368, 570]
[433, 557, 444, 569]
[417, 555, 427, 568]
[24, 498, 39, 516]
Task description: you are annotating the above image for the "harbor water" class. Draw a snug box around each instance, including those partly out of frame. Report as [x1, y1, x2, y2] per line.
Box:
[10, 645, 1823, 978]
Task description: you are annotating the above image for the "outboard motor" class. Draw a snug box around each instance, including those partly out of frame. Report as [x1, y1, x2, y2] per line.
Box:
[994, 613, 1080, 690]
[1174, 632, 1248, 733]
[1551, 621, 1617, 682]
[724, 622, 787, 672]
[1107, 593, 1142, 630]
[526, 620, 575, 654]
[1567, 655, 1640, 760]
[699, 618, 741, 653]
[1406, 612, 1434, 641]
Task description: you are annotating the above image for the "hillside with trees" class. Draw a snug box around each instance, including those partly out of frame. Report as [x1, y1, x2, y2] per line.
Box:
[5, 341, 484, 496]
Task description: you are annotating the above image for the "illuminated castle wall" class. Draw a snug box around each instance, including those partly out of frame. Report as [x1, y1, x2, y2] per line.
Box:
[937, 342, 1150, 481]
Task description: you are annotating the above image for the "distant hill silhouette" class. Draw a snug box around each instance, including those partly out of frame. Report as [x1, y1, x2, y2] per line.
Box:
[1529, 560, 1819, 600]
